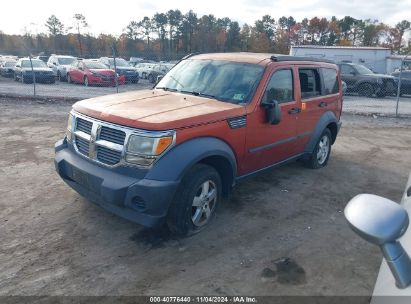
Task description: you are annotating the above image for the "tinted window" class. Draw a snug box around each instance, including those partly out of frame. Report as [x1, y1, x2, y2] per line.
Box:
[263, 69, 294, 104]
[340, 64, 354, 75]
[322, 68, 339, 95]
[299, 68, 321, 99]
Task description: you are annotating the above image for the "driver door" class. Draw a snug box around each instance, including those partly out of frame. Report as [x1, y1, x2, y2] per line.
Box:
[243, 67, 300, 174]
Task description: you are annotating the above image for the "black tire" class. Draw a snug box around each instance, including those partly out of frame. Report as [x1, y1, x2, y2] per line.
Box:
[67, 74, 71, 84]
[148, 74, 155, 83]
[84, 76, 89, 86]
[167, 164, 222, 236]
[14, 72, 18, 81]
[142, 72, 146, 79]
[57, 71, 62, 82]
[305, 128, 332, 169]
[358, 83, 374, 97]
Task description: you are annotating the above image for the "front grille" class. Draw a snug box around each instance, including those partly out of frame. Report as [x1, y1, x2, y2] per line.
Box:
[74, 115, 125, 166]
[76, 117, 92, 134]
[75, 136, 89, 156]
[101, 75, 114, 81]
[99, 126, 126, 145]
[97, 146, 122, 165]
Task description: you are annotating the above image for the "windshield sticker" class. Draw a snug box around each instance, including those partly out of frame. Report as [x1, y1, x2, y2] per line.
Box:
[233, 93, 246, 101]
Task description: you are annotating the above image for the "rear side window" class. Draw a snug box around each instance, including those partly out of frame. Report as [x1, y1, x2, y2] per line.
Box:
[299, 68, 321, 99]
[263, 69, 294, 104]
[322, 68, 339, 95]
[340, 64, 354, 75]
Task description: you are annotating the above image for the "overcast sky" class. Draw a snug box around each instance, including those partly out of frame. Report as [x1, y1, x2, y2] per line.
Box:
[1, 0, 410, 36]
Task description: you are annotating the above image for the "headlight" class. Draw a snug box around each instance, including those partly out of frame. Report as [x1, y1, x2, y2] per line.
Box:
[66, 113, 74, 141]
[125, 134, 174, 166]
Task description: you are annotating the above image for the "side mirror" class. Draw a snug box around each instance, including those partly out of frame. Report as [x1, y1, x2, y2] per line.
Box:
[157, 75, 163, 82]
[53, 62, 57, 66]
[78, 67, 83, 71]
[345, 194, 411, 289]
[261, 99, 281, 125]
[15, 65, 20, 68]
[350, 71, 356, 76]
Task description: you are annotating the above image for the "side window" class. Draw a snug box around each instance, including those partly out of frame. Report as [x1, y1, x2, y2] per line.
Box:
[299, 68, 321, 99]
[322, 68, 339, 95]
[340, 64, 354, 75]
[263, 69, 294, 104]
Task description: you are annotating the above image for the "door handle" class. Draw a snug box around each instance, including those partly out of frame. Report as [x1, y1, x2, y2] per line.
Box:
[288, 108, 301, 114]
[318, 102, 328, 108]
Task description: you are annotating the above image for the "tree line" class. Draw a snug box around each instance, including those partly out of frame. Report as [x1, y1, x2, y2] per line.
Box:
[0, 11, 410, 60]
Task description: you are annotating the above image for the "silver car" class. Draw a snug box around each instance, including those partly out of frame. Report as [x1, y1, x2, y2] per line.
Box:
[47, 55, 77, 81]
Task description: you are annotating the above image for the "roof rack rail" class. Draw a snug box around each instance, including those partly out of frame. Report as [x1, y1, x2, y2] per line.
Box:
[181, 53, 200, 60]
[270, 55, 335, 64]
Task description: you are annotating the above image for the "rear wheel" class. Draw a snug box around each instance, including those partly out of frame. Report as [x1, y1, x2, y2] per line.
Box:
[167, 164, 221, 236]
[358, 83, 374, 97]
[57, 71, 62, 82]
[305, 129, 332, 169]
[67, 74, 72, 84]
[84, 76, 89, 87]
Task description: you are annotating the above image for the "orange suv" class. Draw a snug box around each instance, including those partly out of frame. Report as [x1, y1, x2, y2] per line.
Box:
[55, 53, 343, 235]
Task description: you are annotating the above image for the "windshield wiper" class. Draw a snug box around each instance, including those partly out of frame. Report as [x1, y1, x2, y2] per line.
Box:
[156, 87, 178, 92]
[180, 90, 221, 101]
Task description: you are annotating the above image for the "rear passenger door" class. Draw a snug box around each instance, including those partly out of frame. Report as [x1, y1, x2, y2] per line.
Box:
[295, 66, 340, 152]
[244, 67, 300, 173]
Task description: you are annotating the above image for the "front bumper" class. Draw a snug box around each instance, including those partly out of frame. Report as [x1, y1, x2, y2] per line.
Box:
[54, 139, 179, 227]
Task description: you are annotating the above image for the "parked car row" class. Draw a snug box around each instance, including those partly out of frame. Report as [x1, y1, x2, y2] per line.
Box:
[0, 54, 178, 87]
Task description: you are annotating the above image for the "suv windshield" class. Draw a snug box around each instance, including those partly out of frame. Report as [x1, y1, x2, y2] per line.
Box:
[108, 58, 129, 67]
[58, 57, 76, 65]
[21, 60, 47, 68]
[156, 59, 265, 104]
[355, 64, 374, 75]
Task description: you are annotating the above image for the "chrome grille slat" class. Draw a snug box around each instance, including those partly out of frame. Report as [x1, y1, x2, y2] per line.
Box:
[75, 136, 89, 156]
[76, 118, 92, 134]
[97, 146, 122, 165]
[99, 126, 126, 145]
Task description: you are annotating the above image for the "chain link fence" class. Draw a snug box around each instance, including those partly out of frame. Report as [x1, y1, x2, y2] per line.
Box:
[1, 51, 411, 117]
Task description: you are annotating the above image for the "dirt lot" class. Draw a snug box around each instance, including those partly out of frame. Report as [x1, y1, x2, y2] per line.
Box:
[1, 98, 411, 297]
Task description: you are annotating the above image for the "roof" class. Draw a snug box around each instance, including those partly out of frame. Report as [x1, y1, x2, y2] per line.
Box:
[291, 45, 390, 51]
[191, 52, 273, 64]
[189, 52, 335, 65]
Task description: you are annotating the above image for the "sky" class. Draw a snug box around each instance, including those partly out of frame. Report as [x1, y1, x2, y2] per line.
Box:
[0, 0, 410, 36]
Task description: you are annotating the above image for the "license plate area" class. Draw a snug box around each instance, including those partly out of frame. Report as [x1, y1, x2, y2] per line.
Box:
[72, 167, 90, 189]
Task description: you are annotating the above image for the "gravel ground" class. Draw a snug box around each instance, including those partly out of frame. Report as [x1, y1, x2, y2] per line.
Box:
[0, 99, 411, 297]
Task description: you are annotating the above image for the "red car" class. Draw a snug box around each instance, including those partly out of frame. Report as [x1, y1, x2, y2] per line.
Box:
[67, 60, 125, 87]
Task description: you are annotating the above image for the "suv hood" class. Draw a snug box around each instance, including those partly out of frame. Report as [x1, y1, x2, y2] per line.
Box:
[72, 90, 245, 130]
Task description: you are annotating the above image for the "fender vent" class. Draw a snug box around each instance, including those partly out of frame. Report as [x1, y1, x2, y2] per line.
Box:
[227, 116, 246, 129]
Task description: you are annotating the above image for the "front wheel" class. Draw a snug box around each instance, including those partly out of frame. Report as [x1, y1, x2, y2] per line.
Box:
[305, 129, 332, 169]
[167, 164, 221, 236]
[148, 74, 155, 83]
[84, 76, 89, 86]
